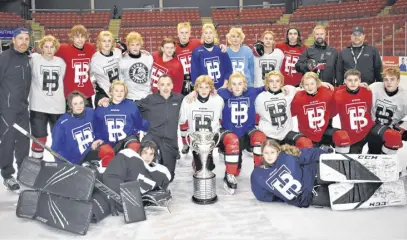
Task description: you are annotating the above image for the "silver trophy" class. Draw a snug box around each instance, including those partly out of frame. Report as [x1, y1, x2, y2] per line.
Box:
[186, 130, 220, 204]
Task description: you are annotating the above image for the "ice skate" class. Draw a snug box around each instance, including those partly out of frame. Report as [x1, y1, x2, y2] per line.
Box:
[223, 173, 237, 195]
[3, 176, 20, 192]
[181, 144, 190, 154]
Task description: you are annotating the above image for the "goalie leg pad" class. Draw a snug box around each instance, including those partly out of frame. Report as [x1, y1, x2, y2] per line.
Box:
[16, 190, 93, 235]
[332, 130, 350, 153]
[221, 131, 240, 175]
[120, 180, 146, 223]
[249, 129, 266, 167]
[17, 156, 95, 201]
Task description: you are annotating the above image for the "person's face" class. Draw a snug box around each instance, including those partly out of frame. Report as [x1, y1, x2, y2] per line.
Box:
[267, 75, 282, 92]
[197, 82, 211, 97]
[287, 29, 299, 44]
[402, 59, 406, 64]
[230, 34, 242, 46]
[161, 43, 175, 58]
[71, 96, 85, 114]
[178, 27, 191, 45]
[351, 32, 365, 46]
[203, 28, 214, 44]
[313, 29, 326, 44]
[157, 77, 174, 95]
[231, 77, 245, 96]
[263, 146, 279, 165]
[141, 148, 155, 164]
[73, 34, 86, 49]
[383, 74, 400, 93]
[12, 33, 30, 53]
[111, 85, 126, 103]
[41, 41, 56, 58]
[101, 35, 113, 52]
[345, 75, 361, 91]
[263, 33, 274, 48]
[129, 40, 142, 55]
[303, 77, 318, 94]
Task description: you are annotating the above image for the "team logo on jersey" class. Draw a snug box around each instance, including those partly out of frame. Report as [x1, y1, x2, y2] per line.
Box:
[178, 52, 192, 74]
[346, 102, 368, 132]
[375, 99, 396, 125]
[129, 62, 149, 83]
[192, 110, 214, 131]
[103, 63, 119, 83]
[40, 65, 61, 96]
[71, 123, 94, 154]
[266, 165, 302, 200]
[72, 58, 90, 87]
[204, 56, 221, 83]
[231, 57, 245, 74]
[229, 98, 249, 128]
[284, 54, 299, 76]
[264, 99, 287, 129]
[105, 115, 127, 142]
[259, 59, 277, 79]
[151, 63, 168, 89]
[303, 102, 326, 132]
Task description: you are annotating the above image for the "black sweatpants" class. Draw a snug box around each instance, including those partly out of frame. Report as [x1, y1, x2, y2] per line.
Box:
[29, 110, 62, 137]
[0, 110, 30, 179]
[94, 85, 109, 108]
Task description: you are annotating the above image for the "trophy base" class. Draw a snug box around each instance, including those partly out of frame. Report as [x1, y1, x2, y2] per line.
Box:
[192, 195, 218, 205]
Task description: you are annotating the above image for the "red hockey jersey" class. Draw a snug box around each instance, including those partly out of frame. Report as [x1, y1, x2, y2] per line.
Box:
[151, 52, 184, 93]
[276, 43, 306, 87]
[334, 88, 374, 144]
[55, 42, 96, 98]
[291, 87, 334, 142]
[175, 39, 201, 77]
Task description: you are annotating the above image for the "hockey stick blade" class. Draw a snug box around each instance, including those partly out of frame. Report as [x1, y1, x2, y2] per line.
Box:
[12, 123, 123, 205]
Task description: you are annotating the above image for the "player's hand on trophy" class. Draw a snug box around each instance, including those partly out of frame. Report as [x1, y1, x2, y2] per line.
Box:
[91, 139, 104, 150]
[321, 82, 334, 91]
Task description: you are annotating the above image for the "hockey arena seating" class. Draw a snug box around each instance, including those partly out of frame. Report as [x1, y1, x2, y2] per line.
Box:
[0, 12, 27, 28]
[44, 28, 104, 43]
[121, 9, 201, 27]
[211, 7, 285, 25]
[31, 12, 110, 29]
[390, 0, 407, 14]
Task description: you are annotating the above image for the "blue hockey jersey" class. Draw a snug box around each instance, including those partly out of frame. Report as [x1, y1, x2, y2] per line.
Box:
[93, 99, 145, 147]
[227, 46, 255, 87]
[51, 107, 95, 165]
[191, 45, 233, 89]
[218, 87, 264, 137]
[250, 148, 326, 208]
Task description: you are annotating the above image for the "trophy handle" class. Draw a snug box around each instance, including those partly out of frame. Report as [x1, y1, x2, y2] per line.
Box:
[214, 131, 221, 147]
[185, 132, 192, 148]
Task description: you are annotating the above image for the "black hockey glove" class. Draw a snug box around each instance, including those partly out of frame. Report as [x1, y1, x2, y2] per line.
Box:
[115, 39, 127, 53]
[107, 196, 119, 216]
[306, 59, 318, 71]
[253, 40, 265, 57]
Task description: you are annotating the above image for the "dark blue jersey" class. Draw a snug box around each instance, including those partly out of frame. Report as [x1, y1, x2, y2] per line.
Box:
[251, 148, 326, 208]
[51, 107, 95, 165]
[218, 87, 263, 137]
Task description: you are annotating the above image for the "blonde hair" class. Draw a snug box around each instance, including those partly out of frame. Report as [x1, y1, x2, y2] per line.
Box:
[109, 80, 128, 98]
[38, 35, 60, 53]
[96, 31, 115, 52]
[261, 30, 275, 41]
[264, 71, 285, 90]
[261, 139, 301, 160]
[126, 31, 144, 47]
[69, 25, 88, 41]
[382, 67, 400, 80]
[300, 72, 323, 89]
[177, 22, 192, 32]
[194, 75, 215, 92]
[313, 25, 326, 34]
[200, 23, 219, 44]
[227, 72, 247, 92]
[226, 27, 245, 45]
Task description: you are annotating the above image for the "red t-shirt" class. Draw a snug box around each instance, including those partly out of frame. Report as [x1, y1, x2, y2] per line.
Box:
[175, 38, 202, 77]
[151, 52, 184, 93]
[276, 42, 306, 87]
[55, 42, 96, 98]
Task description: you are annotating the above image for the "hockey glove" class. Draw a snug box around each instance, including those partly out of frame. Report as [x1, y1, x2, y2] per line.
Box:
[108, 196, 119, 216]
[253, 40, 265, 57]
[115, 39, 127, 53]
[306, 59, 318, 71]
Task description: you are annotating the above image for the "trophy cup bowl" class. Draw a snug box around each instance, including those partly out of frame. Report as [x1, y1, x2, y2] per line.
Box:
[186, 131, 220, 205]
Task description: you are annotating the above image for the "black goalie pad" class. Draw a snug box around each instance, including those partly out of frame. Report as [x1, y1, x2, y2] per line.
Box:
[17, 156, 95, 201]
[120, 181, 146, 224]
[16, 190, 93, 235]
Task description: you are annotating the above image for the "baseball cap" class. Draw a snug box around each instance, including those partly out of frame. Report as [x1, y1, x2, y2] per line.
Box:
[12, 28, 30, 38]
[352, 26, 364, 35]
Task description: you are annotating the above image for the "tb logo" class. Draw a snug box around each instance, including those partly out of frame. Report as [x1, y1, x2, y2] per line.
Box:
[259, 59, 277, 79]
[72, 59, 90, 87]
[71, 123, 94, 154]
[231, 57, 245, 74]
[40, 65, 60, 96]
[151, 64, 168, 89]
[346, 103, 368, 132]
[204, 57, 221, 83]
[266, 165, 302, 200]
[265, 99, 287, 129]
[303, 102, 326, 132]
[178, 52, 192, 74]
[105, 115, 127, 142]
[192, 110, 214, 131]
[284, 55, 299, 75]
[103, 63, 119, 83]
[375, 99, 396, 125]
[229, 98, 249, 128]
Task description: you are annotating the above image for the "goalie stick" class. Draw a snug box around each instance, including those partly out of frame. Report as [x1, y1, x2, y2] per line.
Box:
[12, 123, 123, 206]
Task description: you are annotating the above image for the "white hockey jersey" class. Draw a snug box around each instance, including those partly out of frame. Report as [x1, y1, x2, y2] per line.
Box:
[253, 48, 285, 87]
[90, 48, 122, 96]
[255, 85, 297, 140]
[29, 53, 66, 114]
[119, 53, 153, 100]
[370, 82, 407, 129]
[179, 95, 224, 133]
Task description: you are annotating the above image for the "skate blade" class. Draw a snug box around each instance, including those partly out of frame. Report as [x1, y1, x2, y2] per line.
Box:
[223, 182, 236, 195]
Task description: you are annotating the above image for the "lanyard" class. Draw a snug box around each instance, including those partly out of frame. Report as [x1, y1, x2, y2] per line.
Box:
[350, 45, 364, 66]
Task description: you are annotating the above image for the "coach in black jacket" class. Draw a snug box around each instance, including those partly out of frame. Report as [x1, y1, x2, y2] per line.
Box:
[296, 25, 338, 86]
[336, 26, 383, 85]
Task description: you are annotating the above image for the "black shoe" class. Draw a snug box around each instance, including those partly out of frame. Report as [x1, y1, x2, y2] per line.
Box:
[4, 177, 20, 191]
[181, 145, 190, 154]
[176, 152, 181, 160]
